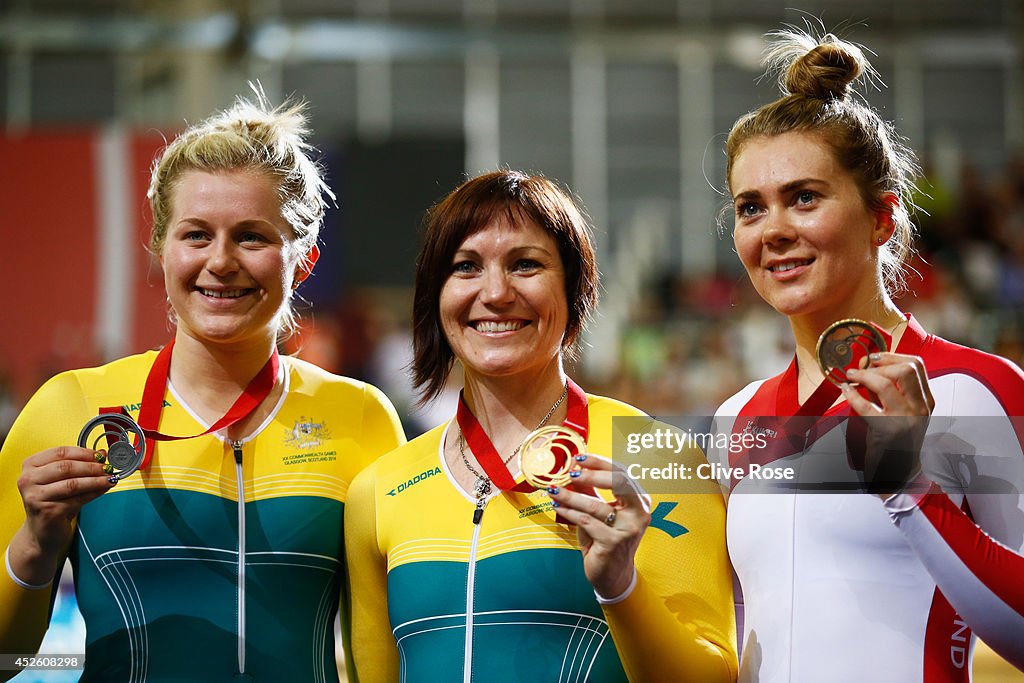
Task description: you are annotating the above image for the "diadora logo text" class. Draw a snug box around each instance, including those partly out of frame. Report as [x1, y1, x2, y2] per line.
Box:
[387, 467, 442, 496]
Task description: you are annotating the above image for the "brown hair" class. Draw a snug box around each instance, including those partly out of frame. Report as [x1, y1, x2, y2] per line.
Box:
[412, 170, 599, 403]
[725, 29, 920, 295]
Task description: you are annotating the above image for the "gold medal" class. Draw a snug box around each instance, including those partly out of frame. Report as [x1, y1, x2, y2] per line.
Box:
[816, 318, 888, 386]
[518, 425, 586, 490]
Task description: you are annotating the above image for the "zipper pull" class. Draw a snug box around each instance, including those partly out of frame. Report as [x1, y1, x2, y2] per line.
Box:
[472, 499, 484, 525]
[232, 441, 243, 465]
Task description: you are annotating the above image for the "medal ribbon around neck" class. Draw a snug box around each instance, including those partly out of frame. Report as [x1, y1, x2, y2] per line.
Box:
[457, 378, 589, 494]
[729, 319, 899, 489]
[97, 337, 280, 471]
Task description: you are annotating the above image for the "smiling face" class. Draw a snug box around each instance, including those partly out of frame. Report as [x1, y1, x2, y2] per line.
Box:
[730, 132, 891, 326]
[438, 216, 569, 383]
[160, 168, 301, 349]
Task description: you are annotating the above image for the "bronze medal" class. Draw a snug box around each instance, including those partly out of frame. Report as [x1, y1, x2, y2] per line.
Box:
[816, 318, 888, 386]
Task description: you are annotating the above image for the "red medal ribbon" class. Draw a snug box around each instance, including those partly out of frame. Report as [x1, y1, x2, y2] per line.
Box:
[457, 378, 589, 493]
[728, 362, 846, 489]
[102, 338, 280, 470]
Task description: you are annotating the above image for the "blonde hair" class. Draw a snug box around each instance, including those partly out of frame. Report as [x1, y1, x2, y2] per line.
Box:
[148, 85, 334, 336]
[725, 28, 920, 295]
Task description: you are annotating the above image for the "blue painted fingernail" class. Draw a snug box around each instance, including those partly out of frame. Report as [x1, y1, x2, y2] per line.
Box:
[574, 455, 587, 462]
[547, 486, 560, 495]
[550, 500, 560, 508]
[569, 470, 581, 478]
[108, 475, 119, 485]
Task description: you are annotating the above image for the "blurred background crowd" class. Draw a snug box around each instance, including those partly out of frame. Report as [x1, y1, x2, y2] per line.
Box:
[1, 0, 1022, 680]
[279, 152, 1024, 433]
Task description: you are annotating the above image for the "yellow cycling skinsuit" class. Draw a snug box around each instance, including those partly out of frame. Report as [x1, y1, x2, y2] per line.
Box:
[0, 350, 405, 682]
[346, 393, 737, 683]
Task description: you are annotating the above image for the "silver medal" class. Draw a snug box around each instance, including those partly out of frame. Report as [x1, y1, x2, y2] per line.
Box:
[78, 413, 146, 480]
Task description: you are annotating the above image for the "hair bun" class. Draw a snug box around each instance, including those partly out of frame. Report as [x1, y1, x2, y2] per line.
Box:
[766, 30, 868, 101]
[786, 42, 863, 99]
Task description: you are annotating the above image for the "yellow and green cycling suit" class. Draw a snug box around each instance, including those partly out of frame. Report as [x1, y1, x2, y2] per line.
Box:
[0, 350, 405, 682]
[346, 393, 737, 683]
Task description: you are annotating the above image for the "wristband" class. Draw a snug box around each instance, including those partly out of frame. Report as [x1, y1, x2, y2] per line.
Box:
[4, 545, 52, 591]
[594, 566, 637, 605]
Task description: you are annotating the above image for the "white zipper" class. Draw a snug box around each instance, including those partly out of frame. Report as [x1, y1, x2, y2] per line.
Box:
[463, 497, 487, 683]
[232, 440, 246, 675]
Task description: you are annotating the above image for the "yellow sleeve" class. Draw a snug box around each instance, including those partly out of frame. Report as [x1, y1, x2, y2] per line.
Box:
[344, 464, 400, 683]
[0, 372, 87, 659]
[602, 442, 738, 682]
[361, 383, 407, 460]
[338, 383, 404, 679]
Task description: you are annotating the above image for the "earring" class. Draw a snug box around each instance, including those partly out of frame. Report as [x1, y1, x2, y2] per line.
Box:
[165, 297, 178, 326]
[877, 237, 886, 245]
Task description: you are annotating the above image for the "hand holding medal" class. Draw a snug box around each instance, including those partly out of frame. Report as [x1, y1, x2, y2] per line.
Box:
[817, 317, 933, 412]
[513, 397, 652, 600]
[544, 450, 653, 599]
[72, 337, 279, 483]
[819, 318, 935, 496]
[816, 318, 888, 387]
[78, 413, 146, 481]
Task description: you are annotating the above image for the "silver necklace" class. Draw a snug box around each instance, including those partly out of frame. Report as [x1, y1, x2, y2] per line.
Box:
[458, 383, 569, 500]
